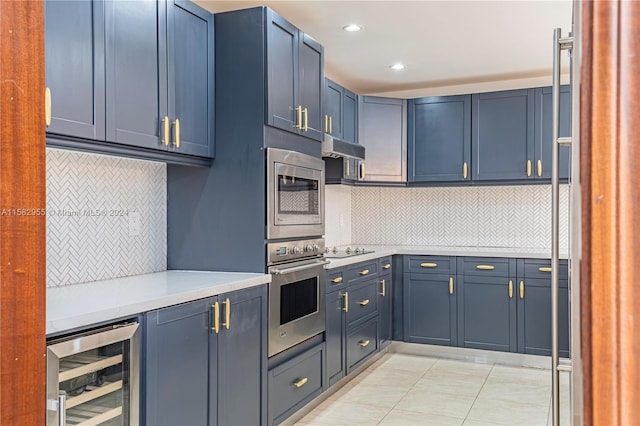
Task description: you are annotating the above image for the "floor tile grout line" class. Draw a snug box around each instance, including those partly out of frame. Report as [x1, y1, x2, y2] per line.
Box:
[461, 362, 495, 424]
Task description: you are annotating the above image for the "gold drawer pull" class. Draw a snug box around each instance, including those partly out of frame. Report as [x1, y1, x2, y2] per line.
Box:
[449, 277, 454, 295]
[537, 159, 542, 177]
[380, 279, 386, 297]
[359, 340, 370, 347]
[527, 159, 532, 177]
[331, 276, 343, 283]
[420, 263, 438, 268]
[358, 299, 370, 306]
[463, 162, 468, 179]
[222, 298, 231, 330]
[382, 263, 391, 269]
[508, 280, 513, 299]
[325, 115, 329, 133]
[45, 87, 52, 126]
[296, 106, 303, 129]
[343, 292, 349, 312]
[476, 265, 495, 270]
[293, 377, 308, 388]
[211, 302, 220, 333]
[359, 269, 370, 275]
[539, 267, 552, 273]
[520, 281, 525, 299]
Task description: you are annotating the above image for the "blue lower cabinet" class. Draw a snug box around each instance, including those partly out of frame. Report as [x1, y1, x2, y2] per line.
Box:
[144, 285, 267, 426]
[346, 279, 379, 326]
[379, 272, 393, 348]
[325, 290, 346, 387]
[268, 343, 325, 425]
[346, 317, 379, 373]
[403, 272, 457, 346]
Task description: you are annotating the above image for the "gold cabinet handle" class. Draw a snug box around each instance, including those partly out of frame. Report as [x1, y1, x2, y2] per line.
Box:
[382, 263, 391, 269]
[526, 159, 532, 177]
[520, 281, 525, 299]
[508, 280, 513, 298]
[331, 276, 343, 283]
[537, 159, 542, 177]
[359, 269, 369, 276]
[449, 277, 454, 295]
[173, 118, 181, 148]
[296, 106, 303, 129]
[329, 115, 332, 134]
[346, 160, 350, 177]
[359, 340, 370, 347]
[463, 162, 468, 179]
[359, 163, 366, 180]
[420, 263, 438, 268]
[476, 265, 495, 270]
[324, 115, 329, 133]
[342, 292, 349, 312]
[303, 107, 308, 131]
[45, 87, 52, 127]
[211, 302, 220, 333]
[221, 298, 230, 330]
[358, 299, 370, 306]
[293, 377, 308, 388]
[161, 116, 169, 145]
[380, 279, 386, 297]
[539, 267, 552, 273]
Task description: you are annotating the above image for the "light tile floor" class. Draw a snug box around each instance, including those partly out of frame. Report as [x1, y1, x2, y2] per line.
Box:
[296, 353, 570, 426]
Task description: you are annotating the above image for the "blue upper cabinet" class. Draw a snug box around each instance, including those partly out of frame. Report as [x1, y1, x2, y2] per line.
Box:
[167, 0, 215, 158]
[471, 89, 535, 181]
[267, 9, 324, 142]
[105, 0, 168, 150]
[343, 89, 357, 143]
[45, 0, 105, 140]
[534, 85, 571, 180]
[324, 79, 343, 138]
[45, 0, 214, 163]
[408, 95, 471, 182]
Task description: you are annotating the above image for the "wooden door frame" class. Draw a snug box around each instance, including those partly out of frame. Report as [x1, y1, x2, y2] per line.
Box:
[0, 1, 46, 424]
[581, 1, 640, 423]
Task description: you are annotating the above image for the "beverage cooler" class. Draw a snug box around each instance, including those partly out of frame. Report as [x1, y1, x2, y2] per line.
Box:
[46, 322, 140, 426]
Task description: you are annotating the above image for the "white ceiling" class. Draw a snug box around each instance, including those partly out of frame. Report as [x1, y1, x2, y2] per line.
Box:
[195, 0, 573, 98]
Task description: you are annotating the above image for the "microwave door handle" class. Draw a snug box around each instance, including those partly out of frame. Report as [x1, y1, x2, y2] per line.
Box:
[271, 260, 330, 275]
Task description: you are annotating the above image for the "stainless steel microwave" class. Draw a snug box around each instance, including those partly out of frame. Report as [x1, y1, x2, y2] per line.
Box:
[266, 148, 325, 240]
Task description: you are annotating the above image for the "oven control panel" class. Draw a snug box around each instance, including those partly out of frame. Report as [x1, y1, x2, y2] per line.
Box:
[267, 238, 325, 265]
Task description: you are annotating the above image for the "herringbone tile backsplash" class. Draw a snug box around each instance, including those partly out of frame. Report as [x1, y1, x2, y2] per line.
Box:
[330, 185, 569, 250]
[47, 149, 167, 287]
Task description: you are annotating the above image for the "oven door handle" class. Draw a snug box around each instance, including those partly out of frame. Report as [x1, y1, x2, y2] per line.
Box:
[271, 260, 330, 275]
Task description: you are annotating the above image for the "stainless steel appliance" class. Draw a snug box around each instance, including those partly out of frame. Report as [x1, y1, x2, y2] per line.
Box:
[266, 148, 325, 240]
[46, 322, 140, 426]
[322, 133, 365, 161]
[324, 246, 375, 259]
[267, 238, 328, 357]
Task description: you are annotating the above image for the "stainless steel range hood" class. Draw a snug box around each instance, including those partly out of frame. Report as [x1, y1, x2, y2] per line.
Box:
[322, 134, 365, 161]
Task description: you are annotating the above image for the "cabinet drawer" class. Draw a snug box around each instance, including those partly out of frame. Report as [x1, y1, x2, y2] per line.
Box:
[523, 259, 569, 280]
[461, 257, 510, 277]
[346, 317, 379, 373]
[346, 279, 379, 326]
[378, 257, 393, 273]
[407, 256, 453, 275]
[345, 260, 378, 284]
[326, 269, 346, 292]
[268, 344, 324, 423]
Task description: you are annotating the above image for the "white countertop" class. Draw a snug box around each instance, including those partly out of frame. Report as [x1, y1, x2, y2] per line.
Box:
[47, 270, 271, 335]
[324, 245, 567, 269]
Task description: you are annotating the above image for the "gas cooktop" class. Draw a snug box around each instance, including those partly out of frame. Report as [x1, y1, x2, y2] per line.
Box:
[324, 247, 375, 259]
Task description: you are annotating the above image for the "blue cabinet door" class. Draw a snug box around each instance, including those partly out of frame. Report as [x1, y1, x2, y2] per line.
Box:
[471, 89, 535, 181]
[216, 285, 267, 426]
[343, 89, 357, 144]
[325, 289, 346, 387]
[404, 273, 457, 346]
[408, 95, 471, 182]
[534, 86, 571, 180]
[299, 33, 324, 141]
[105, 0, 168, 149]
[324, 79, 342, 138]
[45, 0, 105, 140]
[167, 0, 214, 158]
[145, 298, 216, 426]
[379, 272, 393, 347]
[266, 10, 298, 134]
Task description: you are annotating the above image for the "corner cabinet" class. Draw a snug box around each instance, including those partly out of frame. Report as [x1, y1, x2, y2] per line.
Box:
[324, 78, 358, 144]
[266, 10, 324, 142]
[144, 285, 267, 425]
[358, 96, 407, 183]
[45, 0, 214, 162]
[408, 95, 471, 183]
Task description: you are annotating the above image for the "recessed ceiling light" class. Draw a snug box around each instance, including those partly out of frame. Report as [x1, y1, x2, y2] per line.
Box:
[342, 24, 362, 32]
[390, 63, 405, 70]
